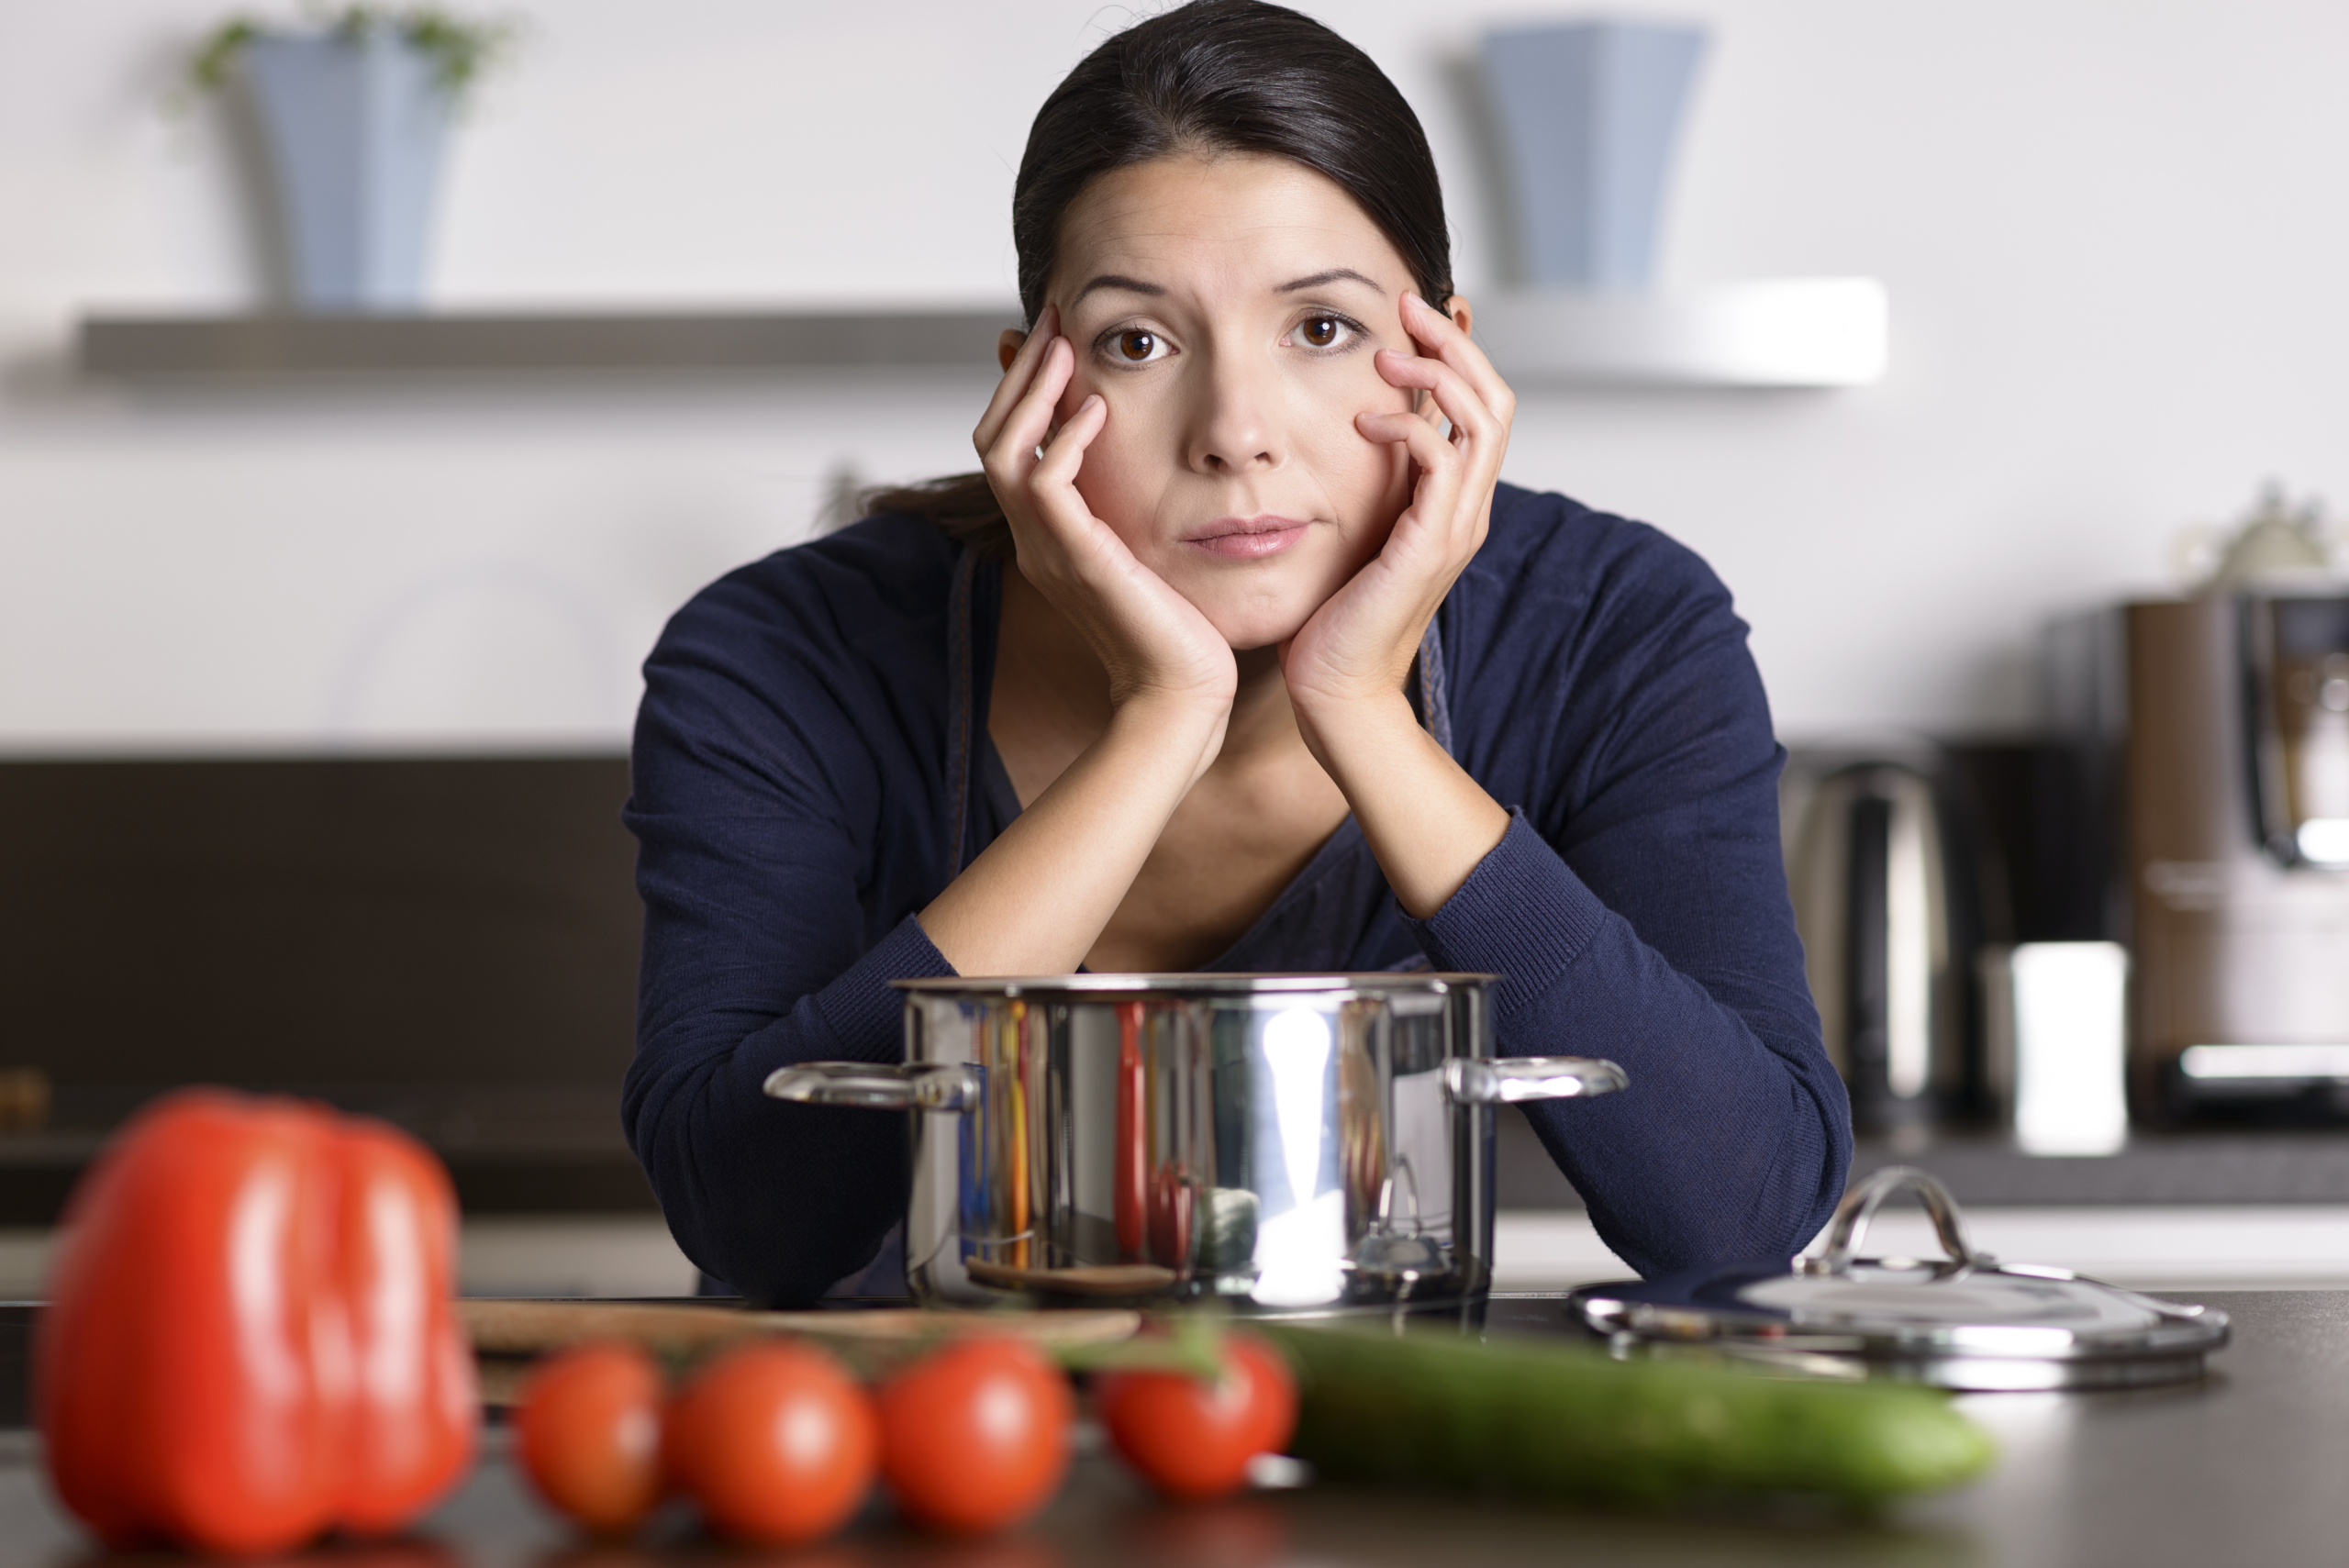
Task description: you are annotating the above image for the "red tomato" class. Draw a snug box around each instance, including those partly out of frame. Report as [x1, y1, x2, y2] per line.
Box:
[515, 1341, 665, 1537]
[1096, 1334, 1297, 1503]
[877, 1336, 1074, 1534]
[665, 1340, 878, 1547]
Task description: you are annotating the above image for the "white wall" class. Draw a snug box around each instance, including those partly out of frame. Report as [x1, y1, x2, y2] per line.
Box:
[6, 0, 2346, 751]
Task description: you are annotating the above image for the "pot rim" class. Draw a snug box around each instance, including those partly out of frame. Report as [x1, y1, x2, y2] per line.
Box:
[892, 971, 1502, 999]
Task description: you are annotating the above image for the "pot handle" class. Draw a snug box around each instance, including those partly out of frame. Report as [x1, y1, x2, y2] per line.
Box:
[1442, 1055, 1628, 1105]
[763, 1062, 981, 1113]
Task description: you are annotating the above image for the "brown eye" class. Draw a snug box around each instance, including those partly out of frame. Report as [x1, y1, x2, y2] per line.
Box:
[1117, 330, 1159, 361]
[1300, 317, 1341, 348]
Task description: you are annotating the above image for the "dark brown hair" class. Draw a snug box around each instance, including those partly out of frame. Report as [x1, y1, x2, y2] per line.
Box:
[862, 0, 1453, 561]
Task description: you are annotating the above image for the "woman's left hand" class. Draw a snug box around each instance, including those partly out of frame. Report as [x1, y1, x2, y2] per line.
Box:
[1279, 291, 1515, 732]
[1280, 291, 1516, 917]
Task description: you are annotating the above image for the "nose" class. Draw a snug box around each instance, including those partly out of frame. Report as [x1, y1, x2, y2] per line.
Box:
[1184, 343, 1283, 475]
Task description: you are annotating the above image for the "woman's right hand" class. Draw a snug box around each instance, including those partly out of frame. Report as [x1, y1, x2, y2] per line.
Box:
[921, 311, 1238, 974]
[974, 308, 1237, 721]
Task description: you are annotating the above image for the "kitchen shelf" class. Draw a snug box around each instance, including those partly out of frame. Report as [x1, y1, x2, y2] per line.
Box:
[1475, 277, 1887, 388]
[77, 280, 1887, 387]
[76, 306, 1019, 378]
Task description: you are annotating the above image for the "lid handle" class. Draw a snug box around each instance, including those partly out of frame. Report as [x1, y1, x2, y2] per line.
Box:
[1801, 1165, 1988, 1277]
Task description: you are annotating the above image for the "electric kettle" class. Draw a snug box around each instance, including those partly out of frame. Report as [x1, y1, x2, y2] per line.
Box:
[1786, 759, 1972, 1132]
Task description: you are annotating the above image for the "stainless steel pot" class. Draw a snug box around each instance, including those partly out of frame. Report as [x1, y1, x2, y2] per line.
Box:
[764, 973, 1626, 1314]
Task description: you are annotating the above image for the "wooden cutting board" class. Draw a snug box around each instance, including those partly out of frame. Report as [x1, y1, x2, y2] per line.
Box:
[459, 1297, 1142, 1358]
[462, 1299, 1144, 1407]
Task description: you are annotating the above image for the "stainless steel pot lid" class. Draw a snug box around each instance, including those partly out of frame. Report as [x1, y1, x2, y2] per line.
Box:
[1571, 1166, 2230, 1391]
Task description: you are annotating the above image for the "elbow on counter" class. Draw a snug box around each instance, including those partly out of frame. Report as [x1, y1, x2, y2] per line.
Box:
[621, 1045, 909, 1307]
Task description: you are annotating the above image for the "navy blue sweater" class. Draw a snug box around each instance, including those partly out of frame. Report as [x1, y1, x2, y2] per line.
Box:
[623, 484, 1851, 1305]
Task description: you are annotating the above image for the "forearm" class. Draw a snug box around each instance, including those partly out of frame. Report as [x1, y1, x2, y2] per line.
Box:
[625, 914, 952, 1305]
[1512, 922, 1845, 1273]
[629, 1021, 907, 1305]
[918, 694, 1227, 974]
[1294, 690, 1509, 918]
[1408, 815, 1851, 1273]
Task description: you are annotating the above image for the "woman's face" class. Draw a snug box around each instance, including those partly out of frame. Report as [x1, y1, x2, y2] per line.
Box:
[1039, 153, 1438, 651]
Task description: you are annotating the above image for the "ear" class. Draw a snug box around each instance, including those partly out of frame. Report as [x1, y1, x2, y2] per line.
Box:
[998, 328, 1028, 373]
[1443, 295, 1474, 338]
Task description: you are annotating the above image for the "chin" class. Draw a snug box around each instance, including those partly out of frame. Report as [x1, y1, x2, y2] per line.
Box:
[1197, 595, 1319, 653]
[1147, 522, 1386, 651]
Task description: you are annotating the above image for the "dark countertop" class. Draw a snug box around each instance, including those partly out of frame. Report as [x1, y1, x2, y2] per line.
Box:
[1, 1290, 2345, 1566]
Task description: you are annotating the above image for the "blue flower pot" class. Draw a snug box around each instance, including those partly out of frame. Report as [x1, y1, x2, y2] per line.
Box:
[1480, 20, 1709, 290]
[237, 30, 450, 311]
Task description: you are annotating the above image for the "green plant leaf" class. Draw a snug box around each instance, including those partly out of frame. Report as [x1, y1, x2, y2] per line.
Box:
[187, 17, 262, 94]
[181, 4, 518, 104]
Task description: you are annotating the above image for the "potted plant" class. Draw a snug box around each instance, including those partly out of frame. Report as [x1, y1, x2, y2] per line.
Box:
[1479, 20, 1708, 291]
[190, 6, 516, 311]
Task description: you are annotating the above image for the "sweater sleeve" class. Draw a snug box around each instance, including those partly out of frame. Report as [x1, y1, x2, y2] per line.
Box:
[619, 559, 956, 1307]
[1409, 532, 1851, 1277]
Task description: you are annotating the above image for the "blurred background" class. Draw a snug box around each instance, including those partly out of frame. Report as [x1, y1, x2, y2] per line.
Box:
[5, 0, 2348, 1297]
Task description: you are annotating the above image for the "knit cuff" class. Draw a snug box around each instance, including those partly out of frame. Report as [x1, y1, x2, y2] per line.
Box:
[1406, 808, 1610, 1020]
[808, 912, 959, 1063]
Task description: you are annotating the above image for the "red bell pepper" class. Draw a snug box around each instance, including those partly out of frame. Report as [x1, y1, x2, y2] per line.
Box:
[37, 1088, 479, 1555]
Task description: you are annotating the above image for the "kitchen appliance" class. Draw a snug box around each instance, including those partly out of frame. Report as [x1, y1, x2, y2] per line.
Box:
[1574, 1167, 2230, 1390]
[1978, 940, 2131, 1155]
[1786, 759, 1973, 1130]
[2055, 592, 2349, 1118]
[764, 973, 1625, 1314]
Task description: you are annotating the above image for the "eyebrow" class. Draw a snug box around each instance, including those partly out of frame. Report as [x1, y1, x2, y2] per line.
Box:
[1275, 268, 1386, 295]
[1067, 267, 1388, 306]
[1071, 273, 1165, 305]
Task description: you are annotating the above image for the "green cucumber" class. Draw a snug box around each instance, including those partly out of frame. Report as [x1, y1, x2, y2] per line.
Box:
[1262, 1323, 1995, 1506]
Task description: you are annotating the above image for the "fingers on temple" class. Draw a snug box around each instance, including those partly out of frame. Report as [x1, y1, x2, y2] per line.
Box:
[974, 306, 1063, 455]
[1032, 395, 1106, 488]
[1401, 294, 1515, 425]
[1022, 395, 1107, 548]
[974, 339, 1041, 450]
[982, 338, 1074, 478]
[1386, 353, 1500, 448]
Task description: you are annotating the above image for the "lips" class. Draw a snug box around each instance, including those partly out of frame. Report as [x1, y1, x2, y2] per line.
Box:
[1182, 515, 1311, 562]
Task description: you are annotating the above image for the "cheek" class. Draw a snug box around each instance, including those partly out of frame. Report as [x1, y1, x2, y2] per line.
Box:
[1064, 383, 1162, 544]
[1300, 371, 1414, 514]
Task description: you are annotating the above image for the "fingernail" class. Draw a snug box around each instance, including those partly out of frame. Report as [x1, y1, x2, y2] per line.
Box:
[1082, 394, 1103, 411]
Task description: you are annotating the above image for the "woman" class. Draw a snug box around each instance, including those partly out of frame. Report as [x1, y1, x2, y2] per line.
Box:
[625, 0, 1850, 1306]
